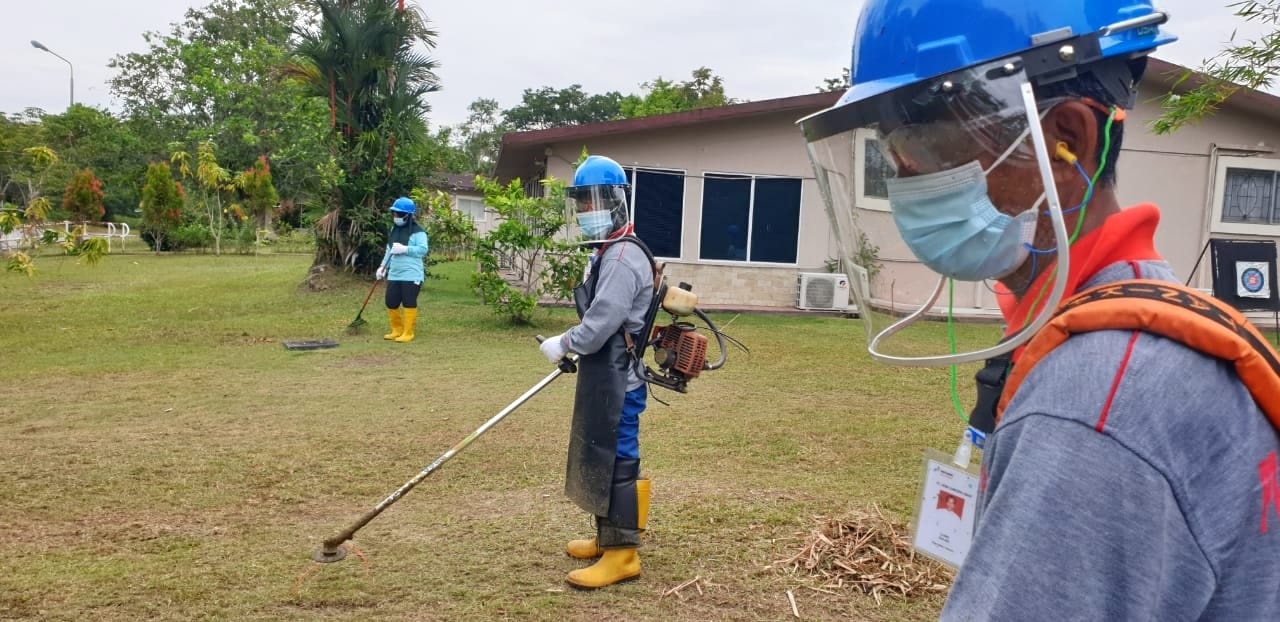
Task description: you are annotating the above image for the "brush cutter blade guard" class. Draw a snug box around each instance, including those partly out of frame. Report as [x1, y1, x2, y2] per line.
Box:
[312, 545, 348, 563]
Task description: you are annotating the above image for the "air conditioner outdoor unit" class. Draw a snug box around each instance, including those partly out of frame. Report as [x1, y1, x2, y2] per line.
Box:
[797, 272, 851, 311]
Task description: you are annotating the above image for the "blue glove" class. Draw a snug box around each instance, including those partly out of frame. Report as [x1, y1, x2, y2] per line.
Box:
[540, 334, 568, 363]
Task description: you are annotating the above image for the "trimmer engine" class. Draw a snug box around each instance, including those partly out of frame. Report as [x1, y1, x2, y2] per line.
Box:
[650, 322, 709, 389]
[641, 282, 728, 393]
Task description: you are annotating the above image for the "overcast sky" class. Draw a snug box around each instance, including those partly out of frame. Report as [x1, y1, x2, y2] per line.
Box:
[5, 1, 1272, 128]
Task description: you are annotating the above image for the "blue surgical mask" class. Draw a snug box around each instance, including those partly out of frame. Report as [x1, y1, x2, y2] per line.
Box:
[887, 161, 1038, 281]
[393, 217, 407, 226]
[576, 211, 613, 239]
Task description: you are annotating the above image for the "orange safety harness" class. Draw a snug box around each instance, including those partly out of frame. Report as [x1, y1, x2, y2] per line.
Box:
[993, 280, 1280, 430]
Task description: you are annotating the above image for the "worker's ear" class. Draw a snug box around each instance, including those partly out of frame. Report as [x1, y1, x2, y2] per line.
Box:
[1043, 100, 1101, 184]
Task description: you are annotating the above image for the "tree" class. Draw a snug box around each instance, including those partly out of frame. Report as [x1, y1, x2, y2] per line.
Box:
[40, 106, 148, 221]
[139, 161, 185, 254]
[287, 0, 442, 275]
[0, 110, 47, 208]
[109, 0, 333, 207]
[0, 140, 108, 274]
[818, 68, 851, 93]
[62, 169, 105, 223]
[236, 156, 280, 229]
[455, 98, 506, 175]
[0, 144, 58, 216]
[411, 187, 476, 260]
[619, 67, 734, 118]
[471, 175, 587, 324]
[172, 141, 234, 255]
[502, 85, 624, 130]
[1154, 1, 1279, 134]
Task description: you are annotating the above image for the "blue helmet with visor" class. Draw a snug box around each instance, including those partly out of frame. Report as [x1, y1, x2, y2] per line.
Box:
[567, 155, 633, 244]
[799, 0, 1176, 366]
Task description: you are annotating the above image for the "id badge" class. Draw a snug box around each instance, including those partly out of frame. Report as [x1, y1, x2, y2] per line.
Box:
[909, 448, 981, 570]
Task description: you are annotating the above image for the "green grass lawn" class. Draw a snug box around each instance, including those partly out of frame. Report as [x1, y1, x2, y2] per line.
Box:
[0, 254, 1000, 621]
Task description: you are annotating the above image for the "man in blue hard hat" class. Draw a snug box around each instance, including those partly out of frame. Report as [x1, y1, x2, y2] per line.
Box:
[538, 155, 658, 589]
[800, 1, 1280, 618]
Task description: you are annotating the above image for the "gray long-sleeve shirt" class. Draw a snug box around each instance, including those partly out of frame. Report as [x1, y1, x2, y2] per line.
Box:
[941, 260, 1280, 621]
[562, 240, 653, 391]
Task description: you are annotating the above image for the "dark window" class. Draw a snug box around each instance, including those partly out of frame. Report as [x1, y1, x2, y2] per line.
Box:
[700, 175, 751, 261]
[751, 178, 801, 263]
[632, 169, 684, 257]
[700, 174, 801, 263]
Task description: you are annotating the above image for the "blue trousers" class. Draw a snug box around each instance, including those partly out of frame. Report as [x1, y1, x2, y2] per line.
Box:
[616, 385, 647, 460]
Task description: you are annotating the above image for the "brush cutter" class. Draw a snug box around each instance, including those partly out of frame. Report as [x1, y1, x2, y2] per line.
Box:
[311, 337, 577, 564]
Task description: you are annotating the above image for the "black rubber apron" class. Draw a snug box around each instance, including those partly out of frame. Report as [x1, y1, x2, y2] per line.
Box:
[563, 237, 655, 518]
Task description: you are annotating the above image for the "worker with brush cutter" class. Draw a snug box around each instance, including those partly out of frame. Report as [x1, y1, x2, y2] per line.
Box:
[377, 197, 429, 343]
[538, 155, 658, 589]
[801, 0, 1280, 619]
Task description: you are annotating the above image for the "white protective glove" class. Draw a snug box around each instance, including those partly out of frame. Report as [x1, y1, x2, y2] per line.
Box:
[390, 242, 409, 255]
[540, 333, 568, 363]
[375, 265, 387, 280]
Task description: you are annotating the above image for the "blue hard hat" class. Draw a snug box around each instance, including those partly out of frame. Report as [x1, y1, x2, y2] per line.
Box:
[803, 0, 1176, 141]
[572, 156, 628, 188]
[391, 197, 416, 215]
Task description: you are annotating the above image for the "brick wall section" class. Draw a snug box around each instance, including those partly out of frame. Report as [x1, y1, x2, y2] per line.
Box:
[519, 253, 816, 309]
[657, 262, 805, 307]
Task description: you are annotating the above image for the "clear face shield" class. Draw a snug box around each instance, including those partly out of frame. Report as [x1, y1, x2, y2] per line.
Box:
[799, 58, 1072, 366]
[565, 184, 633, 244]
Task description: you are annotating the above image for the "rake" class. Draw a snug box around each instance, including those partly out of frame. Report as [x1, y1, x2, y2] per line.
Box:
[346, 257, 391, 333]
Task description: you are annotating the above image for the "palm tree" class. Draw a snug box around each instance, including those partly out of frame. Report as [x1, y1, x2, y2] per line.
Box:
[287, 0, 440, 273]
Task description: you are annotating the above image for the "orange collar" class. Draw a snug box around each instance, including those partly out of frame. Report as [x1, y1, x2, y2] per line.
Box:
[1000, 204, 1165, 336]
[596, 224, 636, 253]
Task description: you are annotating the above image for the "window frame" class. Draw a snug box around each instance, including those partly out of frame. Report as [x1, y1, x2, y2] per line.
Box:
[623, 165, 687, 260]
[454, 195, 487, 223]
[696, 170, 805, 266]
[1210, 155, 1280, 236]
[854, 128, 893, 213]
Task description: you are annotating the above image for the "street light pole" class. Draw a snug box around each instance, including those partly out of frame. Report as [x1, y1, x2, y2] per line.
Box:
[30, 40, 74, 108]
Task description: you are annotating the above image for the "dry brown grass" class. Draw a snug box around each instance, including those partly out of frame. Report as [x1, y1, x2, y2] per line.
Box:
[775, 507, 954, 605]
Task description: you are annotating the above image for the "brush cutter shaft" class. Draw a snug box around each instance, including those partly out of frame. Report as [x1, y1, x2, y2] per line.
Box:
[321, 360, 575, 549]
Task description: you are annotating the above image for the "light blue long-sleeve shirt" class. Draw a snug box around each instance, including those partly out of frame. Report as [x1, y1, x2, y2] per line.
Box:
[380, 229, 428, 283]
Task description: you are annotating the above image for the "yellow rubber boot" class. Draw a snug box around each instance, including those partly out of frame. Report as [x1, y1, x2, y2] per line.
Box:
[383, 308, 403, 340]
[394, 307, 417, 343]
[566, 479, 649, 560]
[566, 548, 640, 589]
[566, 536, 601, 560]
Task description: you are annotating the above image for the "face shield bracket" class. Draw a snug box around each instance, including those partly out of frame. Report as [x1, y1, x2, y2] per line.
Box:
[1018, 33, 1103, 85]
